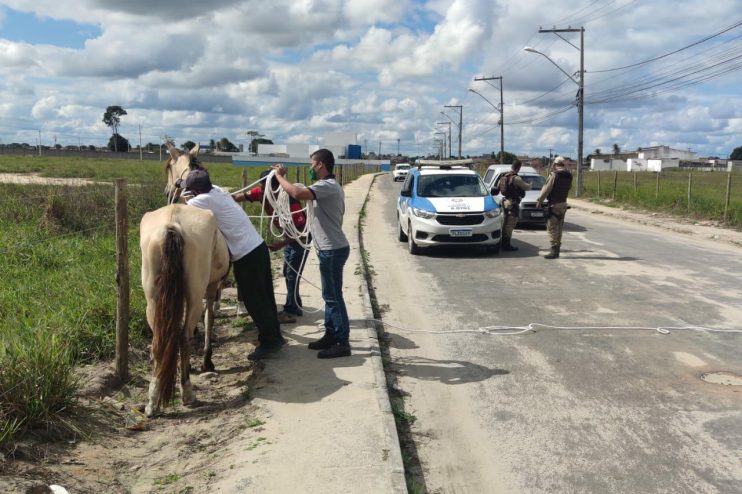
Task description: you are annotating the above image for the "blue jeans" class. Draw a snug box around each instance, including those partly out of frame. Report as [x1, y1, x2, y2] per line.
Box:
[317, 246, 350, 342]
[283, 241, 308, 315]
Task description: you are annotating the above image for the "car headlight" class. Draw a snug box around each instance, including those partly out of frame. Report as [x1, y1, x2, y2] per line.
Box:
[484, 208, 502, 218]
[411, 207, 436, 219]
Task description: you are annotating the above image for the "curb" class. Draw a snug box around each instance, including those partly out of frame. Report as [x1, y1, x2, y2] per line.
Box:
[355, 173, 407, 493]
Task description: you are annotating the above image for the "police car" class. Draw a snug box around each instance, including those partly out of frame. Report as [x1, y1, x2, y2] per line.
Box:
[392, 163, 411, 182]
[483, 164, 548, 226]
[397, 160, 503, 255]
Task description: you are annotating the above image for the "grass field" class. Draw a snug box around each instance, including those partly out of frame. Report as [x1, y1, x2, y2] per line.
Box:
[581, 170, 742, 228]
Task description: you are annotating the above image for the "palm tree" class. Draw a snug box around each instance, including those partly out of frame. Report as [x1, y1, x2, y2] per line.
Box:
[612, 143, 620, 156]
[594, 148, 601, 156]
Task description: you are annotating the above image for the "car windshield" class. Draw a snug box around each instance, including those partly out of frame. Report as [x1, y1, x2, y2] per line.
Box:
[522, 175, 546, 190]
[396, 164, 410, 170]
[417, 174, 488, 198]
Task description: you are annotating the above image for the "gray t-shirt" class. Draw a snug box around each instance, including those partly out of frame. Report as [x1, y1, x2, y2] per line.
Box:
[309, 176, 349, 251]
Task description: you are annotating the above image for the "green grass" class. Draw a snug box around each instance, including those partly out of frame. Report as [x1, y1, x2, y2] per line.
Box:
[581, 170, 742, 228]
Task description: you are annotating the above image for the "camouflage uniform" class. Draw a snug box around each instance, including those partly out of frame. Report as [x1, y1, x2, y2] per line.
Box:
[537, 165, 572, 258]
[500, 171, 532, 251]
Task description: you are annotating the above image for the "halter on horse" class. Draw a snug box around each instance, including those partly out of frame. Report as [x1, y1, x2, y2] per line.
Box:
[140, 143, 230, 417]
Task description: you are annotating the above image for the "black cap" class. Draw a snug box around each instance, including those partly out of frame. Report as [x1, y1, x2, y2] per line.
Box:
[185, 169, 213, 194]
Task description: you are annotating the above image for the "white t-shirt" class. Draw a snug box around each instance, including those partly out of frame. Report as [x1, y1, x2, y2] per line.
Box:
[187, 186, 263, 261]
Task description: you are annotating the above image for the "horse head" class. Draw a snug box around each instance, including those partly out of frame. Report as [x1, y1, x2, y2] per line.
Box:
[163, 142, 204, 204]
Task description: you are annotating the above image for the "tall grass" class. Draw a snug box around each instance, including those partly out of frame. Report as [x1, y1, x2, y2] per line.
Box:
[581, 170, 742, 228]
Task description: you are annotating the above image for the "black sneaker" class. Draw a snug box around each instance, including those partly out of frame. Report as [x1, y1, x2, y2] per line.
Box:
[317, 342, 351, 359]
[247, 339, 286, 361]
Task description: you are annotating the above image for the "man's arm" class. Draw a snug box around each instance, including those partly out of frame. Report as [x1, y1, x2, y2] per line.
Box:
[513, 176, 532, 191]
[536, 173, 555, 207]
[272, 165, 315, 201]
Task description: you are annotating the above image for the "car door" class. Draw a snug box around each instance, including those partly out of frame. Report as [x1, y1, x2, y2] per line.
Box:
[397, 173, 415, 234]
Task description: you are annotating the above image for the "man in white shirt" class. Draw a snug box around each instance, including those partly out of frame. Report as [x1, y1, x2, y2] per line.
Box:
[184, 169, 285, 360]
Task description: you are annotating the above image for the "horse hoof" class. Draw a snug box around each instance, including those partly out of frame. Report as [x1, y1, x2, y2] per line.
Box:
[145, 404, 156, 418]
[201, 362, 215, 373]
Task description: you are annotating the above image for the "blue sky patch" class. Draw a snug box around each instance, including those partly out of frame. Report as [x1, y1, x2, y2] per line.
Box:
[0, 8, 100, 49]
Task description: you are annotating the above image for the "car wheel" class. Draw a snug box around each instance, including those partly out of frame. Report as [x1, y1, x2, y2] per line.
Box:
[407, 222, 421, 255]
[398, 216, 408, 242]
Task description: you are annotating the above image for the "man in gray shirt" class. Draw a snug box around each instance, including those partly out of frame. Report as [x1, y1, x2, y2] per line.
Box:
[273, 149, 351, 358]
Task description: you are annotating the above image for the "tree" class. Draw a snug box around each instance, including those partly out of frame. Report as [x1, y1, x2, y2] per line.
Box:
[612, 143, 620, 156]
[594, 148, 601, 155]
[730, 146, 742, 160]
[182, 140, 197, 151]
[107, 134, 130, 153]
[494, 150, 518, 164]
[218, 137, 239, 152]
[102, 106, 127, 152]
[250, 138, 273, 153]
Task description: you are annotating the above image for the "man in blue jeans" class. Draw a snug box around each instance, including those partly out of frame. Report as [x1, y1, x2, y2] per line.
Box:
[272, 149, 351, 359]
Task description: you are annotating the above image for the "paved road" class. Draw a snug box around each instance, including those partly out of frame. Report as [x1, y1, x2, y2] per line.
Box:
[364, 175, 742, 493]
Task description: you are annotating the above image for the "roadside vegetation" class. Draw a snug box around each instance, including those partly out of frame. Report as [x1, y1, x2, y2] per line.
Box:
[0, 156, 268, 451]
[580, 170, 742, 228]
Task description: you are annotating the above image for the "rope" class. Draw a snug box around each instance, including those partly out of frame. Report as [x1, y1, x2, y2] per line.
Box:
[368, 321, 742, 336]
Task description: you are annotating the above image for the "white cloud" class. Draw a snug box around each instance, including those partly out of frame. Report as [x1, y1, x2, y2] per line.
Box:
[0, 0, 739, 157]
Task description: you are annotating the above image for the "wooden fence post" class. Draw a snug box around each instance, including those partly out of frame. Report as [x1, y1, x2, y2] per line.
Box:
[633, 172, 637, 193]
[612, 171, 618, 200]
[655, 171, 660, 200]
[687, 172, 692, 210]
[724, 173, 732, 222]
[597, 170, 601, 198]
[115, 178, 129, 382]
[241, 169, 248, 212]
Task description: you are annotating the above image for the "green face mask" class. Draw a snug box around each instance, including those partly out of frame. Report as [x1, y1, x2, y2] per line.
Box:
[308, 168, 318, 181]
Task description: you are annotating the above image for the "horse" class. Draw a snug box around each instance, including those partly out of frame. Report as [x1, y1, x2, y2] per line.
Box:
[140, 143, 230, 417]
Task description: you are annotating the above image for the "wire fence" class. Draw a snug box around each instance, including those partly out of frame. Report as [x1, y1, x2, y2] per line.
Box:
[580, 170, 742, 227]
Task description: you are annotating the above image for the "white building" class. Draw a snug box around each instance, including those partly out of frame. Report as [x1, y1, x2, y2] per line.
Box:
[638, 146, 696, 161]
[590, 146, 698, 172]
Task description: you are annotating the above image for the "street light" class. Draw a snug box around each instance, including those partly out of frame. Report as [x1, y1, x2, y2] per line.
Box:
[523, 42, 584, 197]
[468, 88, 504, 163]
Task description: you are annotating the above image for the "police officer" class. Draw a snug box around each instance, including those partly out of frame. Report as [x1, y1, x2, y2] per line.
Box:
[536, 156, 572, 259]
[497, 160, 531, 251]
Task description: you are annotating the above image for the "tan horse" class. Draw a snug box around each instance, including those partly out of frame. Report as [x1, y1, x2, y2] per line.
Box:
[140, 143, 230, 417]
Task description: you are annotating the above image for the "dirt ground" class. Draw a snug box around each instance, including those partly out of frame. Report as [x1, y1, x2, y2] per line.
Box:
[0, 290, 272, 494]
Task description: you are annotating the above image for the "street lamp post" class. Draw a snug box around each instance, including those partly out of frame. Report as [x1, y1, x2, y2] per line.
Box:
[468, 87, 504, 163]
[524, 31, 584, 197]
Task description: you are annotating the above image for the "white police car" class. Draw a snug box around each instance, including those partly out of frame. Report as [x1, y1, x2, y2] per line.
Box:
[397, 160, 503, 255]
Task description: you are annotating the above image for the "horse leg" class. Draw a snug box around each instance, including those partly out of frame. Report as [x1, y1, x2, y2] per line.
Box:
[144, 299, 161, 417]
[181, 301, 201, 406]
[202, 299, 215, 373]
[179, 329, 195, 406]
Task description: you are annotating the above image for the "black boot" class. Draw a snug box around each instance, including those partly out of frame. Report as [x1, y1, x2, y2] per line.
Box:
[308, 330, 336, 350]
[502, 236, 518, 251]
[317, 341, 351, 359]
[544, 245, 560, 259]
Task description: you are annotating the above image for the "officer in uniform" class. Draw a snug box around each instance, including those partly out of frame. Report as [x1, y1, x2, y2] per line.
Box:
[497, 160, 531, 251]
[536, 156, 572, 259]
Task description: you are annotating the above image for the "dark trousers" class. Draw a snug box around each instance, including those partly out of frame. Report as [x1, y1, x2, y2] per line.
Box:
[233, 243, 283, 346]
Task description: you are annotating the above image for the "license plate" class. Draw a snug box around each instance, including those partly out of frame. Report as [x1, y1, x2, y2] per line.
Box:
[449, 228, 472, 237]
[530, 211, 544, 218]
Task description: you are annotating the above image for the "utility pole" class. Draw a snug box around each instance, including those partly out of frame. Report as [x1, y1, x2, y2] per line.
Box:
[138, 124, 143, 161]
[378, 139, 381, 156]
[473, 76, 504, 163]
[397, 138, 400, 156]
[364, 138, 367, 155]
[536, 26, 584, 197]
[436, 121, 452, 158]
[38, 129, 41, 156]
[444, 105, 462, 158]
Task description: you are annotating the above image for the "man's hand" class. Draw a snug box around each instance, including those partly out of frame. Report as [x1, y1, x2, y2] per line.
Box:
[272, 164, 286, 177]
[268, 240, 284, 251]
[536, 201, 542, 208]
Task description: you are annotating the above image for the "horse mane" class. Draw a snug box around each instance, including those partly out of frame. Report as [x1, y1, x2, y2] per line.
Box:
[152, 226, 185, 405]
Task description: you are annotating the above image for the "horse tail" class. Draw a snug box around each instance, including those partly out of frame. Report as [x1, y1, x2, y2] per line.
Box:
[152, 226, 185, 405]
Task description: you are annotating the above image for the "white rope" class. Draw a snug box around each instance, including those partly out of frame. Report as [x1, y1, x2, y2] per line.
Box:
[367, 321, 742, 336]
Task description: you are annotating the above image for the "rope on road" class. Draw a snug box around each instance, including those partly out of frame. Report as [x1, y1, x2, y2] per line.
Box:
[368, 321, 742, 336]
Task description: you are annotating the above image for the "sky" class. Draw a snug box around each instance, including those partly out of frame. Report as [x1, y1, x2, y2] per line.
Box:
[0, 0, 740, 159]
